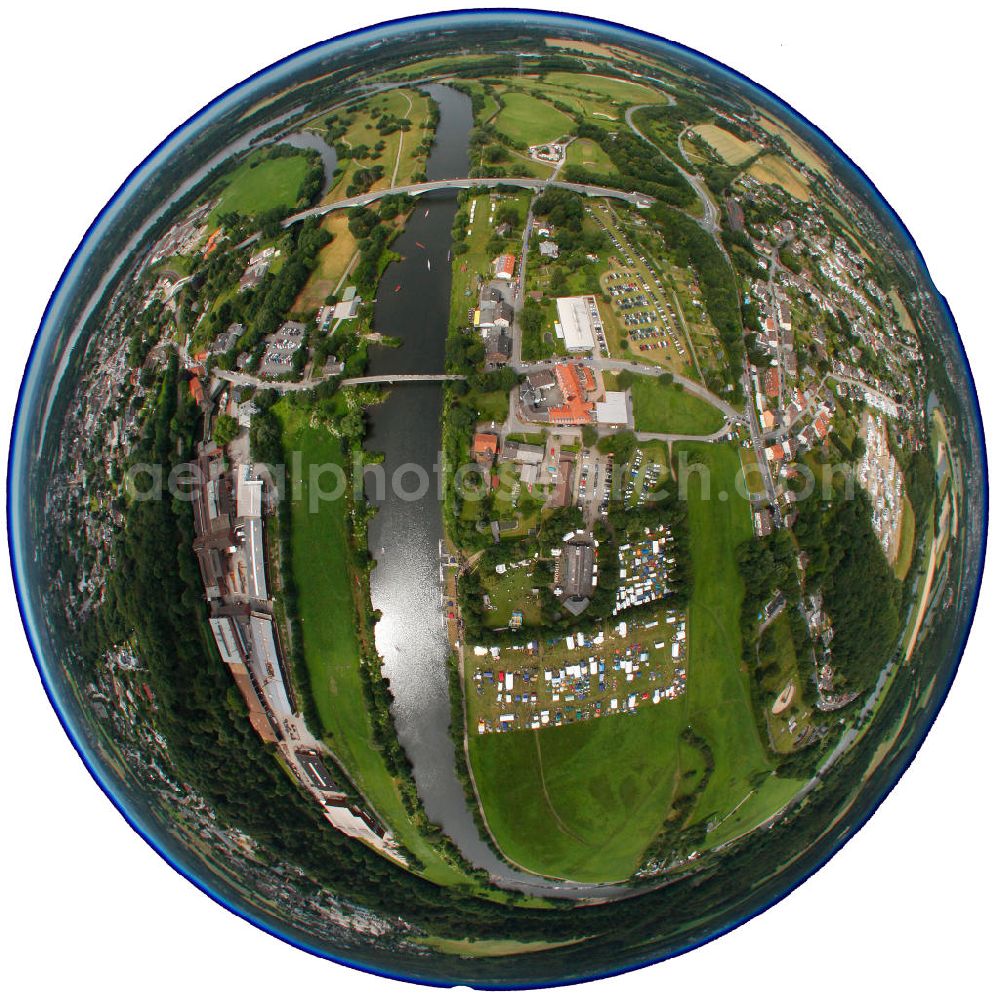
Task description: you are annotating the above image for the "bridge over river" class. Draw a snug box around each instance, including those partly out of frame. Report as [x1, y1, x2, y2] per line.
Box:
[339, 373, 465, 386]
[282, 176, 653, 228]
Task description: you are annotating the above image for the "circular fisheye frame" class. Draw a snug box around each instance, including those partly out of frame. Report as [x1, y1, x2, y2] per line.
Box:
[8, 10, 986, 989]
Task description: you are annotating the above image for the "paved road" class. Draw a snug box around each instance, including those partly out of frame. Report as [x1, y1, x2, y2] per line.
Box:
[514, 356, 740, 420]
[212, 369, 336, 393]
[829, 374, 900, 413]
[624, 105, 720, 240]
[507, 204, 536, 368]
[741, 362, 780, 508]
[636, 422, 733, 445]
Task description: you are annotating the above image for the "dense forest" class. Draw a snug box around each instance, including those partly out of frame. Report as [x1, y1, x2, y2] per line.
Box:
[796, 489, 901, 689]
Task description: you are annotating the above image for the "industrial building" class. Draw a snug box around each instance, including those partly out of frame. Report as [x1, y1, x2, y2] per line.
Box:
[555, 295, 603, 353]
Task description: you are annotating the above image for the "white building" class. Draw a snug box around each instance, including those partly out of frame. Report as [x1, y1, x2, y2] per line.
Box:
[595, 391, 630, 427]
[556, 295, 599, 352]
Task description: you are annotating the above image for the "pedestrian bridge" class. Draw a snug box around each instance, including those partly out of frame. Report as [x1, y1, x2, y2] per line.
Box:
[339, 373, 466, 386]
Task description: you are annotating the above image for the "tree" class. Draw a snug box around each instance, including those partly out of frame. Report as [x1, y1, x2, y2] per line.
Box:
[581, 425, 598, 448]
[548, 266, 568, 296]
[213, 413, 239, 447]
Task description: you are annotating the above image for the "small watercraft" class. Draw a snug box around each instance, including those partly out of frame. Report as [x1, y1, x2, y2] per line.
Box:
[424, 208, 429, 217]
[427, 259, 431, 270]
[415, 241, 426, 249]
[394, 284, 401, 292]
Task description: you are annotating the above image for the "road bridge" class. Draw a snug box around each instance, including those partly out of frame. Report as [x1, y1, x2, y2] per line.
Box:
[283, 177, 653, 227]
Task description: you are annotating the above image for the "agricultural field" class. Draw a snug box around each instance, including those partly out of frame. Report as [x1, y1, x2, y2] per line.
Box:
[210, 153, 313, 224]
[627, 375, 726, 436]
[291, 211, 358, 313]
[692, 122, 761, 165]
[543, 36, 620, 59]
[541, 71, 665, 106]
[276, 400, 469, 886]
[749, 154, 813, 202]
[494, 92, 574, 146]
[755, 112, 832, 179]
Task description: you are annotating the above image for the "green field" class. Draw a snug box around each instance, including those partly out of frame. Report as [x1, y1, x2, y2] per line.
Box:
[468, 388, 510, 423]
[692, 122, 761, 166]
[627, 376, 726, 436]
[566, 137, 615, 175]
[542, 71, 666, 106]
[480, 561, 541, 629]
[276, 400, 468, 885]
[211, 154, 312, 224]
[894, 495, 916, 580]
[675, 444, 799, 839]
[494, 92, 574, 146]
[466, 443, 793, 881]
[468, 706, 691, 882]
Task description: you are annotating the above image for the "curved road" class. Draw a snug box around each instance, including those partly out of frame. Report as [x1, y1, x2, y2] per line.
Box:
[624, 105, 721, 241]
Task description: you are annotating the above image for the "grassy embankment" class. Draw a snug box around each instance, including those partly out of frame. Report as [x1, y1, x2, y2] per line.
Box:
[275, 398, 470, 886]
[678, 444, 802, 847]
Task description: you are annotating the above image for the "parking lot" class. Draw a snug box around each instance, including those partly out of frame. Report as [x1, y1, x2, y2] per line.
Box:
[588, 203, 691, 369]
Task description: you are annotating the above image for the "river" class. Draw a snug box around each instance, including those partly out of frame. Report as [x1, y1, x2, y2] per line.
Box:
[280, 131, 339, 190]
[362, 85, 629, 898]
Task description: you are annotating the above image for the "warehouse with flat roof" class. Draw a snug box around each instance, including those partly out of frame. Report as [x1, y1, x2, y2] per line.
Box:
[556, 295, 599, 352]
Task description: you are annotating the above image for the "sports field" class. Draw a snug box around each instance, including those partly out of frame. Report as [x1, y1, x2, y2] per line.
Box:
[749, 155, 812, 202]
[277, 400, 468, 885]
[210, 153, 312, 224]
[692, 122, 761, 165]
[494, 92, 573, 146]
[627, 376, 726, 436]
